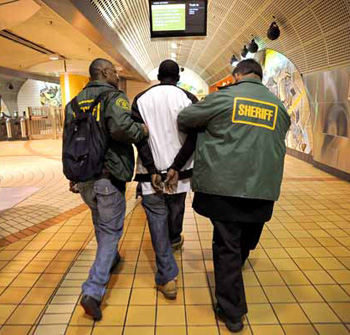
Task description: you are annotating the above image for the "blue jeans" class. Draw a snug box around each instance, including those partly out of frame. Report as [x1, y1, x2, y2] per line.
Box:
[78, 178, 125, 301]
[141, 193, 179, 285]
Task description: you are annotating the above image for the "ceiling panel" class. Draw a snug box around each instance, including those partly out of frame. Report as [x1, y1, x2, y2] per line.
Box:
[89, 0, 350, 85]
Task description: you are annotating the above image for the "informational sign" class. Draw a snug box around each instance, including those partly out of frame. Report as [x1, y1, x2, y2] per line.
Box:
[150, 0, 207, 38]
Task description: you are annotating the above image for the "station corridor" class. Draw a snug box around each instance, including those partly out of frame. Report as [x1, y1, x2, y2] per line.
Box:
[0, 140, 349, 335]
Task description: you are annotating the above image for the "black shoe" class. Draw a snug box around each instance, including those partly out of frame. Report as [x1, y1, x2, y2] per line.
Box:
[171, 235, 184, 251]
[110, 252, 121, 273]
[80, 295, 102, 321]
[214, 304, 244, 333]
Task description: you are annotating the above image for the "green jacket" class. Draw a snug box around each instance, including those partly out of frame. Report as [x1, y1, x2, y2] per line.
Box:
[178, 78, 291, 201]
[64, 80, 146, 182]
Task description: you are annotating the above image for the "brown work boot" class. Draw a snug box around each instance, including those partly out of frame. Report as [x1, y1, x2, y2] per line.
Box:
[157, 279, 177, 300]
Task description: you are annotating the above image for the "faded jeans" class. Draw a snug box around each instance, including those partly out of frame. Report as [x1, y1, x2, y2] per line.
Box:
[78, 178, 125, 301]
[141, 193, 179, 285]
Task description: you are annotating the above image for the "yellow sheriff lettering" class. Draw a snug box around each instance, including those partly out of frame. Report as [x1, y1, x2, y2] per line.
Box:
[232, 97, 278, 130]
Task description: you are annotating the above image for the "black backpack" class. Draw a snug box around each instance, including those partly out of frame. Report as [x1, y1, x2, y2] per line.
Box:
[62, 90, 115, 182]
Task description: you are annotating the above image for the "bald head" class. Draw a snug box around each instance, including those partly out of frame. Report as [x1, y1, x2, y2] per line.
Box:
[89, 58, 119, 88]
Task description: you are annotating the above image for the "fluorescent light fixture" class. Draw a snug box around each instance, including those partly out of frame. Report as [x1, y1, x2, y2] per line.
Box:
[49, 54, 60, 60]
[171, 42, 178, 49]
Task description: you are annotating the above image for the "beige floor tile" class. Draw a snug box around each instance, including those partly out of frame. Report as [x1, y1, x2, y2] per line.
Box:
[263, 286, 295, 303]
[290, 285, 324, 302]
[157, 305, 186, 326]
[279, 271, 310, 285]
[283, 325, 317, 335]
[242, 272, 260, 286]
[182, 260, 206, 273]
[250, 325, 284, 335]
[316, 285, 350, 302]
[0, 287, 30, 304]
[184, 287, 212, 305]
[300, 303, 340, 323]
[314, 324, 350, 335]
[155, 326, 186, 335]
[249, 259, 275, 271]
[219, 325, 252, 335]
[125, 306, 155, 326]
[66, 326, 92, 335]
[107, 274, 134, 289]
[273, 303, 309, 324]
[0, 325, 31, 335]
[247, 304, 278, 325]
[186, 305, 216, 326]
[6, 305, 44, 325]
[102, 288, 131, 305]
[92, 326, 123, 335]
[329, 303, 350, 322]
[245, 286, 268, 304]
[132, 274, 155, 288]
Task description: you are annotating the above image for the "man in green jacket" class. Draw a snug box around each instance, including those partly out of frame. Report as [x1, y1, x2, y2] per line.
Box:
[177, 59, 290, 333]
[64, 58, 148, 321]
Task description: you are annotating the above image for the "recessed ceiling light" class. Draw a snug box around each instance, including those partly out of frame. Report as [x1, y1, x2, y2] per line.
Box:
[49, 54, 60, 61]
[170, 52, 177, 58]
[171, 42, 178, 49]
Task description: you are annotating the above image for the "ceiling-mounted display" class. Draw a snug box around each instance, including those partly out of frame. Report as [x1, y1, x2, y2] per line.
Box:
[149, 0, 207, 39]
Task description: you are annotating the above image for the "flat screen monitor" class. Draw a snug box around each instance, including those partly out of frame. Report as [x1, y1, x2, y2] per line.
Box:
[149, 0, 207, 39]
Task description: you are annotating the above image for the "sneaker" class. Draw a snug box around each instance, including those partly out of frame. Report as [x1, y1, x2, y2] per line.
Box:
[110, 252, 121, 273]
[214, 304, 244, 333]
[171, 235, 184, 251]
[80, 295, 102, 321]
[157, 279, 177, 300]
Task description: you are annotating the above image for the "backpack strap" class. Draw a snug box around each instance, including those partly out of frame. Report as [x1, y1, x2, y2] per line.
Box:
[70, 96, 81, 116]
[87, 89, 118, 114]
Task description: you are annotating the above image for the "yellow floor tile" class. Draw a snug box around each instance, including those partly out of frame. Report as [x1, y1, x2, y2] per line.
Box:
[256, 271, 284, 286]
[316, 257, 345, 270]
[66, 326, 93, 335]
[273, 303, 309, 324]
[300, 303, 340, 323]
[246, 304, 278, 325]
[0, 287, 30, 304]
[271, 258, 298, 271]
[219, 325, 252, 335]
[294, 258, 322, 270]
[186, 305, 216, 326]
[6, 305, 44, 325]
[155, 326, 186, 335]
[132, 274, 155, 288]
[250, 325, 284, 335]
[123, 327, 154, 335]
[245, 286, 268, 304]
[157, 306, 186, 326]
[0, 325, 31, 335]
[22, 287, 55, 304]
[263, 286, 295, 303]
[329, 303, 350, 322]
[283, 325, 317, 335]
[187, 326, 219, 335]
[102, 288, 131, 305]
[184, 287, 212, 305]
[314, 324, 350, 335]
[107, 274, 134, 289]
[316, 285, 350, 302]
[242, 272, 260, 286]
[290, 285, 324, 302]
[303, 270, 336, 284]
[0, 305, 17, 325]
[129, 288, 156, 305]
[183, 273, 209, 288]
[328, 270, 350, 284]
[34, 274, 63, 287]
[249, 259, 275, 271]
[92, 326, 123, 335]
[125, 306, 155, 326]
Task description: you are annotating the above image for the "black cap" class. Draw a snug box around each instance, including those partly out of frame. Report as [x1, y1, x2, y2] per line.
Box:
[158, 59, 180, 80]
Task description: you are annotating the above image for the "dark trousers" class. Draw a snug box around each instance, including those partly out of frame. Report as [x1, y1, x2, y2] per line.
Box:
[166, 192, 186, 244]
[212, 220, 264, 321]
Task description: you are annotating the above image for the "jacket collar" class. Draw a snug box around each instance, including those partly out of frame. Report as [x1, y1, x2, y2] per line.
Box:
[85, 80, 116, 89]
[236, 78, 263, 86]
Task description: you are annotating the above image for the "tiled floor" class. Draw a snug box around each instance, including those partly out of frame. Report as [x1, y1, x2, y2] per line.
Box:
[1, 140, 350, 334]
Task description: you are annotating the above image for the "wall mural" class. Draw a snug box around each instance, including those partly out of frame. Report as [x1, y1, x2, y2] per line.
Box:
[262, 49, 313, 154]
[39, 83, 61, 107]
